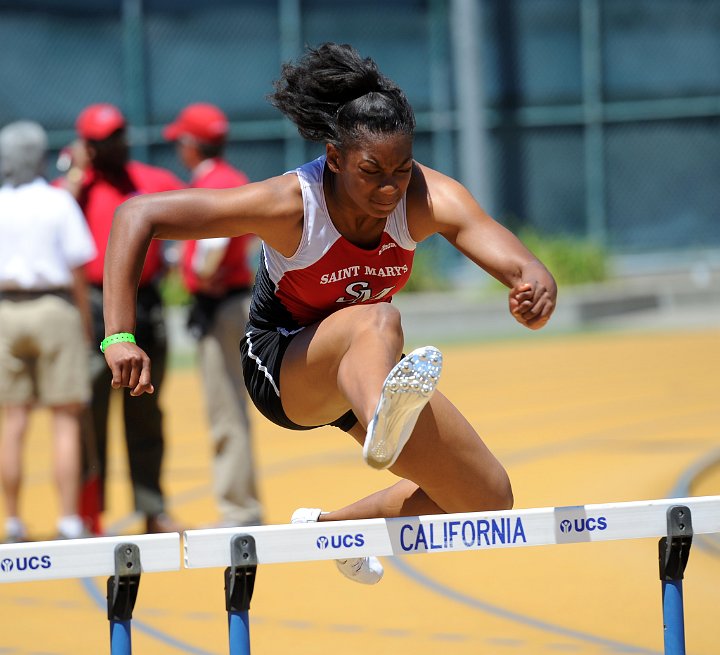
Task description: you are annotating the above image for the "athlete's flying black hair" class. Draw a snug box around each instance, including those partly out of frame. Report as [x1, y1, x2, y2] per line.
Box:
[269, 42, 415, 148]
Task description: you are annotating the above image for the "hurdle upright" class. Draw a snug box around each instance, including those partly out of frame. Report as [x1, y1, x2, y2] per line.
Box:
[184, 495, 720, 655]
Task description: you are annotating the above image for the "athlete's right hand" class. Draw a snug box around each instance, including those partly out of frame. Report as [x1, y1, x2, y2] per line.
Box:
[103, 342, 154, 396]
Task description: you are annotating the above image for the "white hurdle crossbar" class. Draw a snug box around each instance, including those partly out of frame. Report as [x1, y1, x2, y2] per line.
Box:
[183, 495, 720, 567]
[185, 495, 719, 655]
[1, 497, 717, 655]
[0, 532, 180, 583]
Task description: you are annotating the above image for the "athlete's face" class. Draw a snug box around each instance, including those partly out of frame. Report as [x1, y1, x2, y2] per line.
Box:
[327, 133, 414, 219]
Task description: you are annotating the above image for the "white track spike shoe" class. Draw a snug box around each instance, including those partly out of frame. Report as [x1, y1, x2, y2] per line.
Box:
[334, 556, 384, 585]
[363, 345, 443, 470]
[291, 508, 384, 585]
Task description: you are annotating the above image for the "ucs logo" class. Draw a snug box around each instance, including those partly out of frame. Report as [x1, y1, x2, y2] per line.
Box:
[316, 533, 365, 550]
[0, 555, 52, 573]
[559, 517, 608, 534]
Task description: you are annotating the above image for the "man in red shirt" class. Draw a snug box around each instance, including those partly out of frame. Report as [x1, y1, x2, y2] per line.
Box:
[61, 103, 184, 534]
[164, 103, 262, 527]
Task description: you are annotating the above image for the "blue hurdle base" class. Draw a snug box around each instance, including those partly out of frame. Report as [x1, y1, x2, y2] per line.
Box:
[110, 619, 132, 655]
[662, 580, 685, 655]
[225, 535, 257, 655]
[228, 610, 251, 655]
[659, 506, 693, 655]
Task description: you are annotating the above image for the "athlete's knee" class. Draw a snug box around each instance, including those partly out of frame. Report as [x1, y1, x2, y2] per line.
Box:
[465, 467, 513, 512]
[491, 472, 514, 510]
[438, 466, 513, 514]
[485, 466, 513, 510]
[364, 301, 402, 329]
[355, 303, 404, 350]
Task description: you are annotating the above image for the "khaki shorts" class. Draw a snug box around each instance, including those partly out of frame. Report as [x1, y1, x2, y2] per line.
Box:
[0, 294, 91, 406]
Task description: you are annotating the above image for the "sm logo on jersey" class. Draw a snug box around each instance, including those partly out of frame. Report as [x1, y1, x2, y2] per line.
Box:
[335, 281, 396, 304]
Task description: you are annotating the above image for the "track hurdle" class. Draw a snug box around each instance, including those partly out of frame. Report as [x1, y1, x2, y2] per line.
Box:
[184, 495, 720, 655]
[0, 533, 180, 655]
[0, 496, 717, 654]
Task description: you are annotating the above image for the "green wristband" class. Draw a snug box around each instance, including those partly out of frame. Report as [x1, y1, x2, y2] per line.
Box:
[100, 332, 136, 353]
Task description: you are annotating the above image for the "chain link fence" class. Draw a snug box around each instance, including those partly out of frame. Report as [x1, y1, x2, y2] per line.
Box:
[2, 0, 719, 270]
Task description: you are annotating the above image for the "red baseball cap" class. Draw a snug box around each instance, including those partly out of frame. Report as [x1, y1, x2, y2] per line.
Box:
[76, 103, 126, 140]
[163, 103, 229, 144]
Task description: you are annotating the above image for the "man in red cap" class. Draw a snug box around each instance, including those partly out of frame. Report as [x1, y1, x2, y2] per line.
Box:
[59, 103, 184, 535]
[164, 103, 262, 528]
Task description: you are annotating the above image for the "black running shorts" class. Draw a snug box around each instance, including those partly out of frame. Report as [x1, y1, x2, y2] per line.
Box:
[240, 324, 359, 432]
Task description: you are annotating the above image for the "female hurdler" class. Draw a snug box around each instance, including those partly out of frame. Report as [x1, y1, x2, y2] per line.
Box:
[101, 43, 557, 584]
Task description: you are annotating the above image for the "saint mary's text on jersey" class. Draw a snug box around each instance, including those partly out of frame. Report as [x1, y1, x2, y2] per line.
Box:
[320, 264, 409, 285]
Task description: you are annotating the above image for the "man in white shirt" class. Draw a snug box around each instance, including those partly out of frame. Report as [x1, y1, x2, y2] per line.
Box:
[0, 121, 96, 542]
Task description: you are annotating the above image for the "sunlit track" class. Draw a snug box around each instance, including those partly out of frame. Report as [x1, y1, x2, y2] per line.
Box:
[2, 329, 719, 654]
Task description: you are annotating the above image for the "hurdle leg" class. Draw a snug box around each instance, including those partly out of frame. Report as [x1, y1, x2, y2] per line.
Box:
[107, 543, 142, 655]
[658, 506, 693, 655]
[224, 534, 258, 655]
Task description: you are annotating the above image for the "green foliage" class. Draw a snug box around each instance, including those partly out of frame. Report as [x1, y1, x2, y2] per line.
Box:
[403, 228, 609, 294]
[518, 228, 609, 285]
[403, 240, 452, 293]
[159, 267, 191, 307]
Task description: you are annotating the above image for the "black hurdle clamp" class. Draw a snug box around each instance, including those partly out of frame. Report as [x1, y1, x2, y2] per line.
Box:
[107, 543, 142, 621]
[659, 505, 693, 582]
[224, 534, 258, 613]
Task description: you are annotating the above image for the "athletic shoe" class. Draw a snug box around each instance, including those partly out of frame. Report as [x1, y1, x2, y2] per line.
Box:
[333, 555, 384, 585]
[363, 345, 443, 470]
[4, 517, 27, 544]
[3, 532, 27, 544]
[290, 507, 323, 524]
[291, 508, 383, 585]
[56, 514, 91, 540]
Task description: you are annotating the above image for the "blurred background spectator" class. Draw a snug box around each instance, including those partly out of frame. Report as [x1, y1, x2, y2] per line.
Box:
[164, 102, 262, 528]
[58, 103, 184, 535]
[0, 120, 96, 542]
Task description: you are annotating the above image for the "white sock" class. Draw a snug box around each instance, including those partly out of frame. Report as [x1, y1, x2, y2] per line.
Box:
[57, 514, 84, 538]
[291, 508, 325, 523]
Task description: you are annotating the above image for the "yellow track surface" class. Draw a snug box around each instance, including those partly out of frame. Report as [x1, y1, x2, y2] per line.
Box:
[2, 328, 719, 654]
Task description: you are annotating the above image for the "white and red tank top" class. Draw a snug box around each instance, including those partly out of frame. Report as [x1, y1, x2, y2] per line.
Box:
[249, 156, 416, 331]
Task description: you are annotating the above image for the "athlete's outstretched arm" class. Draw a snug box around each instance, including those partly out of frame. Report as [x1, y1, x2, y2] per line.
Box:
[410, 164, 557, 330]
[102, 174, 303, 395]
